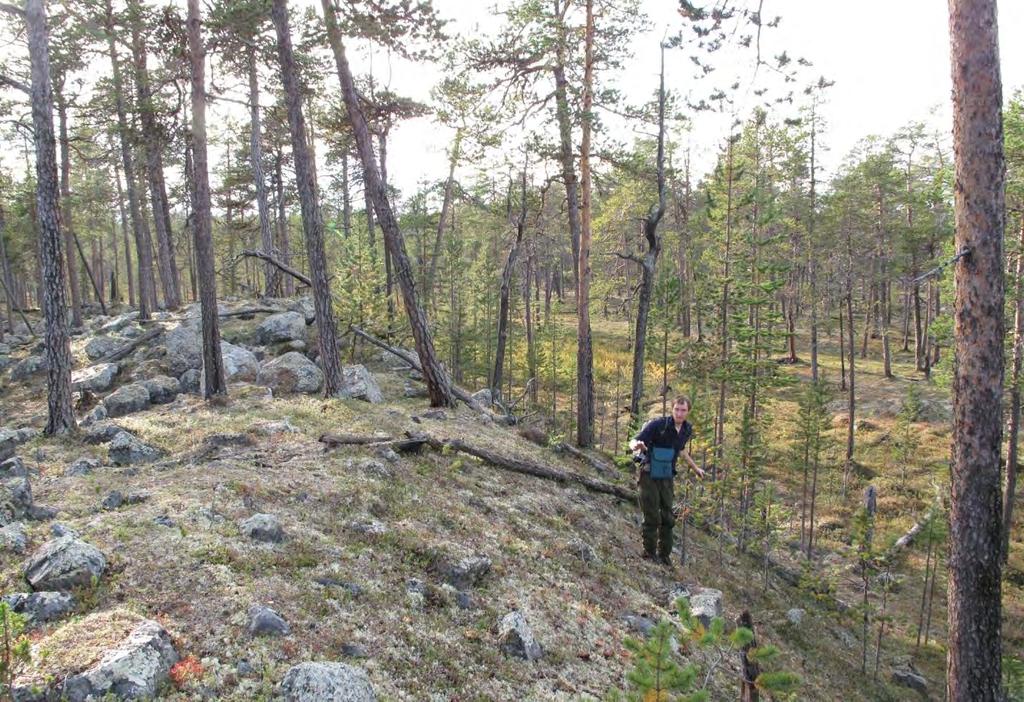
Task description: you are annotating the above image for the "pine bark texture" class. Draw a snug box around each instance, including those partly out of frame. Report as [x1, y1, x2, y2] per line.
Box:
[186, 0, 227, 398]
[1003, 219, 1024, 563]
[26, 0, 76, 435]
[575, 0, 595, 447]
[55, 93, 81, 328]
[322, 0, 455, 407]
[271, 0, 346, 397]
[946, 0, 1005, 699]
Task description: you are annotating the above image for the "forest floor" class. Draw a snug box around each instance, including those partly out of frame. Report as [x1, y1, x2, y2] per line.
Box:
[0, 301, 1021, 701]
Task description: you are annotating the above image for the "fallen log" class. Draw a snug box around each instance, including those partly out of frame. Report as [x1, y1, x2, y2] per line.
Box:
[97, 328, 163, 363]
[350, 326, 488, 413]
[553, 441, 616, 476]
[319, 432, 393, 448]
[889, 520, 925, 555]
[419, 433, 636, 503]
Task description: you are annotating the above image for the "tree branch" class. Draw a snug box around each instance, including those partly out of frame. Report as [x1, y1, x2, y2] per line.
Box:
[0, 2, 25, 17]
[0, 73, 30, 94]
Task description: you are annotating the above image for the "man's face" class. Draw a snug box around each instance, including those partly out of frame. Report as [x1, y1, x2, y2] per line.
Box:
[672, 402, 690, 424]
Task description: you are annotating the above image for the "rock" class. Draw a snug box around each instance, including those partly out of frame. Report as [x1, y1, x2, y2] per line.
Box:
[313, 578, 363, 597]
[71, 363, 119, 393]
[471, 388, 493, 407]
[127, 359, 169, 383]
[252, 419, 299, 435]
[80, 403, 108, 427]
[84, 336, 122, 361]
[2, 591, 75, 626]
[568, 537, 598, 563]
[83, 423, 127, 445]
[339, 643, 369, 659]
[346, 458, 391, 480]
[51, 523, 79, 538]
[443, 556, 491, 589]
[421, 409, 447, 421]
[0, 427, 38, 462]
[689, 588, 724, 628]
[341, 365, 384, 403]
[108, 431, 161, 466]
[10, 354, 46, 380]
[97, 311, 140, 334]
[249, 605, 290, 637]
[165, 322, 203, 375]
[498, 611, 542, 661]
[0, 456, 27, 479]
[257, 352, 323, 394]
[28, 504, 57, 521]
[786, 608, 805, 626]
[102, 491, 124, 510]
[240, 513, 285, 543]
[2, 475, 33, 523]
[403, 381, 428, 398]
[140, 375, 180, 404]
[119, 323, 145, 339]
[0, 521, 27, 553]
[24, 535, 106, 591]
[256, 311, 307, 345]
[892, 668, 928, 695]
[154, 515, 176, 528]
[667, 584, 691, 609]
[622, 613, 657, 637]
[346, 519, 387, 536]
[179, 368, 201, 394]
[279, 661, 376, 702]
[60, 619, 178, 702]
[66, 457, 100, 477]
[285, 296, 317, 324]
[377, 448, 400, 464]
[220, 342, 259, 382]
[103, 382, 152, 418]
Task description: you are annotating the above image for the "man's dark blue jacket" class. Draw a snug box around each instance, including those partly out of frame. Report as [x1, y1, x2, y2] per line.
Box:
[634, 416, 692, 476]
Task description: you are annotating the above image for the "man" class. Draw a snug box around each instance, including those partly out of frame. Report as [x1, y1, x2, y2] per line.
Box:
[629, 395, 705, 567]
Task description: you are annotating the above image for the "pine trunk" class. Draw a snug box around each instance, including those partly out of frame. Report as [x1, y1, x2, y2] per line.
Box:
[55, 91, 81, 328]
[1003, 219, 1024, 563]
[575, 0, 596, 447]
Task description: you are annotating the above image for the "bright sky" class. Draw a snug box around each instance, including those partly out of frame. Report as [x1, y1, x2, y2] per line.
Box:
[380, 0, 1024, 197]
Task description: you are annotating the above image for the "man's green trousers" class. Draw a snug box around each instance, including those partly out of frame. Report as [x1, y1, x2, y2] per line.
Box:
[639, 472, 674, 558]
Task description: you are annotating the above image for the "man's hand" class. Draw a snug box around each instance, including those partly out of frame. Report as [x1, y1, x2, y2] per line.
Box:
[630, 439, 647, 452]
[693, 466, 706, 479]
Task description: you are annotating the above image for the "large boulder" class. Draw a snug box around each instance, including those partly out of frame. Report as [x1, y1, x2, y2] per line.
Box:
[10, 354, 46, 381]
[140, 375, 180, 404]
[257, 352, 323, 394]
[1, 476, 33, 524]
[256, 311, 307, 345]
[341, 365, 383, 403]
[60, 619, 178, 702]
[2, 591, 75, 626]
[71, 363, 119, 393]
[240, 513, 285, 543]
[221, 342, 259, 382]
[279, 662, 376, 702]
[84, 336, 122, 361]
[103, 383, 151, 418]
[164, 321, 202, 376]
[97, 311, 140, 335]
[286, 296, 317, 324]
[0, 521, 27, 553]
[24, 535, 107, 591]
[108, 432, 161, 466]
[0, 456, 27, 479]
[689, 588, 724, 628]
[498, 611, 542, 661]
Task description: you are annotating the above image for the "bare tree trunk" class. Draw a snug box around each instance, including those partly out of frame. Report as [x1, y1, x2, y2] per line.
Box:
[1003, 218, 1024, 563]
[426, 130, 461, 310]
[0, 204, 15, 333]
[112, 160, 135, 308]
[186, 0, 226, 398]
[20, 0, 76, 434]
[575, 0, 596, 447]
[492, 173, 526, 404]
[715, 136, 736, 459]
[323, 0, 455, 407]
[273, 152, 294, 296]
[947, 1, 1005, 697]
[54, 90, 81, 328]
[245, 45, 280, 298]
[845, 290, 855, 493]
[552, 0, 580, 295]
[272, 0, 345, 396]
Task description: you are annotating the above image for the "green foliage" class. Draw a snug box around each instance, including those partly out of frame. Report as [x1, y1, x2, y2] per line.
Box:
[1, 602, 31, 698]
[1004, 656, 1024, 702]
[891, 383, 922, 482]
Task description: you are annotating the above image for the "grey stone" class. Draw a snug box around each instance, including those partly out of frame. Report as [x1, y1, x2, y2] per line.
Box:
[421, 409, 447, 421]
[346, 519, 387, 536]
[378, 448, 400, 464]
[314, 578, 363, 597]
[179, 368, 201, 394]
[71, 363, 119, 393]
[84, 336, 122, 361]
[341, 365, 383, 403]
[455, 592, 474, 610]
[27, 504, 57, 521]
[0, 456, 27, 479]
[140, 375, 180, 404]
[24, 535, 106, 591]
[257, 352, 323, 394]
[339, 643, 369, 659]
[622, 613, 657, 637]
[10, 354, 46, 381]
[786, 608, 805, 625]
[237, 660, 256, 677]
[256, 311, 307, 345]
[51, 523, 79, 538]
[2, 475, 33, 523]
[154, 515, 176, 528]
[569, 537, 598, 563]
[61, 619, 178, 702]
[108, 431, 161, 465]
[83, 423, 126, 445]
[103, 383, 151, 418]
[240, 513, 285, 543]
[403, 381, 428, 398]
[2, 591, 75, 626]
[443, 556, 491, 589]
[892, 668, 928, 695]
[667, 584, 691, 610]
[220, 342, 259, 382]
[0, 427, 38, 462]
[0, 521, 27, 553]
[279, 661, 376, 702]
[471, 388, 492, 407]
[102, 491, 124, 510]
[498, 611, 542, 661]
[80, 404, 108, 427]
[66, 457, 100, 477]
[249, 605, 290, 637]
[285, 296, 317, 324]
[689, 588, 724, 628]
[346, 458, 392, 480]
[165, 322, 203, 376]
[119, 323, 144, 339]
[97, 311, 140, 335]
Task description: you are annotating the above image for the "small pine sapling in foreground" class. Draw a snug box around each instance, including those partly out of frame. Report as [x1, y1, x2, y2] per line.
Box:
[890, 384, 921, 483]
[1, 602, 31, 698]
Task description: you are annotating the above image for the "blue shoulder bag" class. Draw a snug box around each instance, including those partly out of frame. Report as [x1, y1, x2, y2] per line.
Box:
[648, 420, 675, 480]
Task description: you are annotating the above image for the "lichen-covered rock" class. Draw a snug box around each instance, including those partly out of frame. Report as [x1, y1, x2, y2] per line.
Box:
[66, 457, 100, 477]
[140, 375, 180, 404]
[103, 383, 151, 418]
[689, 588, 724, 628]
[71, 363, 119, 393]
[24, 535, 106, 591]
[83, 423, 127, 445]
[249, 605, 290, 637]
[84, 336, 122, 361]
[892, 668, 928, 695]
[108, 432, 161, 466]
[279, 661, 376, 702]
[341, 365, 383, 403]
[0, 427, 38, 462]
[498, 611, 542, 661]
[2, 475, 33, 523]
[471, 388, 493, 407]
[257, 351, 323, 394]
[97, 311, 140, 335]
[220, 342, 259, 382]
[2, 591, 75, 626]
[256, 311, 307, 345]
[165, 322, 202, 376]
[0, 456, 27, 479]
[10, 354, 46, 381]
[179, 368, 201, 394]
[0, 521, 27, 553]
[442, 556, 491, 590]
[240, 513, 285, 543]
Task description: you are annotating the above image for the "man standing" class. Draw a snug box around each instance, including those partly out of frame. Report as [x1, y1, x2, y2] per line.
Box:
[629, 396, 705, 566]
